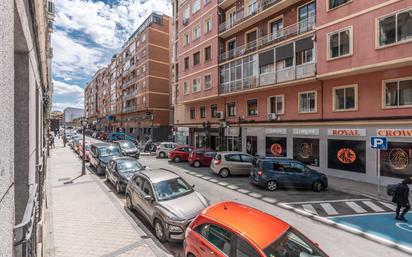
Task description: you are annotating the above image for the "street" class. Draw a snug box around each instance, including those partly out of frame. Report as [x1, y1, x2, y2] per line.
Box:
[80, 136, 410, 257]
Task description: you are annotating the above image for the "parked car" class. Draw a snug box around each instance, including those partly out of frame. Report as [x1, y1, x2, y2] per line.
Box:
[105, 157, 147, 193]
[114, 140, 140, 158]
[167, 146, 194, 163]
[142, 141, 159, 153]
[107, 132, 136, 143]
[98, 132, 107, 141]
[250, 157, 328, 192]
[188, 148, 217, 168]
[156, 142, 179, 158]
[184, 201, 328, 257]
[69, 135, 82, 149]
[210, 152, 254, 178]
[89, 143, 123, 175]
[78, 142, 91, 162]
[125, 169, 209, 242]
[73, 138, 84, 153]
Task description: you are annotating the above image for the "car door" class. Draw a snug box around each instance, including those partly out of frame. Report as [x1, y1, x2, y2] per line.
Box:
[90, 146, 98, 167]
[193, 223, 234, 257]
[226, 154, 243, 174]
[140, 178, 156, 220]
[291, 162, 313, 188]
[204, 151, 216, 166]
[130, 176, 144, 211]
[275, 161, 295, 187]
[235, 236, 262, 257]
[106, 160, 114, 182]
[240, 154, 254, 175]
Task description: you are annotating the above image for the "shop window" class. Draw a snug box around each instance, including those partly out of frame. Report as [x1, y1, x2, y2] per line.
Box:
[379, 8, 412, 47]
[384, 78, 412, 107]
[193, 52, 200, 66]
[333, 85, 357, 111]
[269, 95, 284, 114]
[299, 91, 317, 113]
[211, 104, 218, 118]
[247, 99, 258, 116]
[204, 74, 212, 89]
[227, 102, 236, 117]
[200, 106, 206, 118]
[190, 107, 196, 119]
[328, 27, 351, 59]
[329, 0, 351, 10]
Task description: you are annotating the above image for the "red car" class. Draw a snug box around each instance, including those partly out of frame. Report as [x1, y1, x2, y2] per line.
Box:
[184, 201, 328, 257]
[168, 145, 194, 163]
[188, 148, 217, 168]
[78, 142, 91, 162]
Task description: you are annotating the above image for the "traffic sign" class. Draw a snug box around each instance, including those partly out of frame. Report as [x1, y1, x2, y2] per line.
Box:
[370, 136, 388, 150]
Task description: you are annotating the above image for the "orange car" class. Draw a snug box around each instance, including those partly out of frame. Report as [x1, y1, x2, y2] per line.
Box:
[184, 201, 328, 257]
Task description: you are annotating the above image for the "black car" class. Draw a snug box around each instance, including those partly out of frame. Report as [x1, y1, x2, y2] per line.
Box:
[89, 143, 123, 175]
[113, 140, 140, 158]
[250, 157, 328, 192]
[105, 157, 146, 193]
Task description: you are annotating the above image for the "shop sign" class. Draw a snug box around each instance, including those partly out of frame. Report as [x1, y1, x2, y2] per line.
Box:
[225, 127, 239, 137]
[328, 128, 366, 137]
[265, 128, 287, 135]
[377, 129, 412, 137]
[293, 128, 319, 136]
[177, 127, 189, 132]
[266, 137, 287, 157]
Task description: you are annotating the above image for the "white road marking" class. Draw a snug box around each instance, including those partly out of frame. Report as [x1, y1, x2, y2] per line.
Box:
[362, 201, 385, 212]
[346, 201, 367, 213]
[218, 182, 229, 186]
[320, 203, 338, 215]
[286, 198, 370, 205]
[202, 176, 211, 180]
[237, 188, 250, 194]
[379, 201, 397, 211]
[209, 179, 218, 183]
[249, 192, 262, 198]
[262, 197, 277, 203]
[227, 185, 239, 190]
[302, 204, 318, 215]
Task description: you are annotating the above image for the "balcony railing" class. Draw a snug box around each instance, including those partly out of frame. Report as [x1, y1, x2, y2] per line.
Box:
[122, 90, 138, 101]
[122, 106, 137, 113]
[219, 62, 316, 94]
[219, 0, 280, 33]
[14, 184, 38, 257]
[121, 77, 137, 89]
[219, 16, 316, 62]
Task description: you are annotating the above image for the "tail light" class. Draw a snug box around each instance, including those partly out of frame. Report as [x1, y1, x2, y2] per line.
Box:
[257, 169, 263, 177]
[214, 159, 222, 165]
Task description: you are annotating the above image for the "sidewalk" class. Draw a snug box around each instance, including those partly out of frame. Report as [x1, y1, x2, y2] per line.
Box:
[44, 140, 171, 257]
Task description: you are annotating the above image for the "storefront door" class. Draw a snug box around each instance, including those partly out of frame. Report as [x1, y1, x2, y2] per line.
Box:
[227, 137, 239, 151]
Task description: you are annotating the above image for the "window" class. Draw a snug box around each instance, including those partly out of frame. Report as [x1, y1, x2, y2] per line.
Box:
[190, 107, 196, 119]
[184, 57, 189, 69]
[192, 78, 201, 92]
[141, 33, 146, 42]
[192, 0, 200, 14]
[204, 74, 212, 89]
[204, 0, 211, 5]
[269, 95, 284, 114]
[211, 104, 218, 118]
[270, 19, 283, 38]
[184, 7, 190, 19]
[141, 180, 153, 197]
[195, 224, 232, 256]
[333, 85, 357, 111]
[247, 0, 258, 16]
[247, 99, 258, 116]
[193, 52, 200, 65]
[227, 102, 236, 117]
[328, 27, 351, 59]
[379, 8, 412, 47]
[142, 65, 146, 72]
[193, 25, 201, 40]
[299, 91, 317, 113]
[240, 154, 254, 163]
[236, 237, 260, 257]
[205, 46, 212, 61]
[184, 32, 190, 45]
[184, 81, 189, 95]
[296, 48, 314, 65]
[329, 0, 350, 10]
[384, 78, 412, 107]
[200, 106, 206, 118]
[226, 154, 241, 162]
[205, 18, 212, 33]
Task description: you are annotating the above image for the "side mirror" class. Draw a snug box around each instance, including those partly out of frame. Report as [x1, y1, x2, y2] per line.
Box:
[192, 184, 196, 188]
[142, 165, 147, 169]
[144, 195, 153, 201]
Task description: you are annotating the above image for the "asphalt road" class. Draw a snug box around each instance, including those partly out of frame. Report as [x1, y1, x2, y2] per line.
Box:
[80, 136, 408, 257]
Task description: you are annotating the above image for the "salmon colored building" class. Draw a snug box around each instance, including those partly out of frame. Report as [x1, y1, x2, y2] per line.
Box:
[172, 0, 412, 184]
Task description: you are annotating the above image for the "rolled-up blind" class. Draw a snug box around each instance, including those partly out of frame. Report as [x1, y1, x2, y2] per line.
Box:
[295, 37, 314, 52]
[275, 43, 293, 61]
[259, 49, 274, 66]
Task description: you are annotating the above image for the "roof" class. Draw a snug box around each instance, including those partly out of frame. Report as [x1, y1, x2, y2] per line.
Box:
[201, 202, 289, 250]
[91, 142, 115, 148]
[139, 169, 179, 183]
[113, 156, 138, 162]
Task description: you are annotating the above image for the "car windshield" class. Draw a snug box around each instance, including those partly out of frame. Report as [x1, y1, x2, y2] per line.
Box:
[99, 146, 121, 157]
[263, 228, 327, 257]
[85, 145, 90, 150]
[120, 141, 135, 149]
[117, 160, 143, 173]
[153, 178, 193, 201]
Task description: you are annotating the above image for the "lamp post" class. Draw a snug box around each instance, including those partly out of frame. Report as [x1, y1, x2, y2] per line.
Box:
[81, 118, 88, 176]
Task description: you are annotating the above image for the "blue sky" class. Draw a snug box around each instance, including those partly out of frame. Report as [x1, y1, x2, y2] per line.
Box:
[51, 0, 172, 111]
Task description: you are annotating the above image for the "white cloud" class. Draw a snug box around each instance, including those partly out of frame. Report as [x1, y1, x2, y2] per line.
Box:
[53, 80, 84, 96]
[52, 98, 84, 112]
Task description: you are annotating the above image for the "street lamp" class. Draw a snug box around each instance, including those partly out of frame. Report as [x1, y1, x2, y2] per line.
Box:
[81, 118, 88, 176]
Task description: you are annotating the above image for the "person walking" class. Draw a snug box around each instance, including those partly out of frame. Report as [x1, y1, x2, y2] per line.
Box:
[50, 135, 55, 149]
[392, 177, 411, 222]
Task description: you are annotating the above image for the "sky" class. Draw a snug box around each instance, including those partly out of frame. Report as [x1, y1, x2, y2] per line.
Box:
[51, 0, 172, 112]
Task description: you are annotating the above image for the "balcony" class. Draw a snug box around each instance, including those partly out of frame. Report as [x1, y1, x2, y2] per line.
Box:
[122, 106, 137, 113]
[122, 90, 139, 101]
[218, 0, 302, 38]
[218, 0, 237, 9]
[219, 62, 316, 94]
[121, 77, 137, 89]
[219, 16, 315, 62]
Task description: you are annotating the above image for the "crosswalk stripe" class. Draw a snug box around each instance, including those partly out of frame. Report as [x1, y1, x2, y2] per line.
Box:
[346, 202, 367, 213]
[362, 201, 385, 212]
[379, 201, 397, 211]
[320, 203, 338, 215]
[302, 204, 318, 215]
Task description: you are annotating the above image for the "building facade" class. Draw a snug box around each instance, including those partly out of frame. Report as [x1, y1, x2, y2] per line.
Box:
[0, 0, 54, 256]
[172, 0, 412, 184]
[84, 13, 171, 142]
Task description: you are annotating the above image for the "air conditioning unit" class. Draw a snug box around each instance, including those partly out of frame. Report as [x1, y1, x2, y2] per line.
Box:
[268, 113, 278, 120]
[216, 111, 224, 119]
[182, 18, 189, 26]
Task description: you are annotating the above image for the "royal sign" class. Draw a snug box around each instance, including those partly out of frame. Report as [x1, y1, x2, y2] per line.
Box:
[377, 129, 412, 137]
[328, 128, 366, 137]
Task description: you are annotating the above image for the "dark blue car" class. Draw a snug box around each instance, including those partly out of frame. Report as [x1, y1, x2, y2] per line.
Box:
[249, 158, 328, 192]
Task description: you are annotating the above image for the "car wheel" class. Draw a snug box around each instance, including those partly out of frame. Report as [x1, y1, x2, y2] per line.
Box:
[219, 168, 230, 178]
[266, 180, 278, 191]
[174, 156, 181, 163]
[313, 181, 322, 192]
[125, 194, 133, 210]
[159, 152, 166, 158]
[116, 182, 122, 194]
[154, 219, 166, 243]
[193, 160, 201, 168]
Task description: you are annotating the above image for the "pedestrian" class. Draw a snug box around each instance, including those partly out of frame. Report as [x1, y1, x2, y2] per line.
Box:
[392, 177, 412, 222]
[50, 135, 55, 149]
[63, 136, 67, 147]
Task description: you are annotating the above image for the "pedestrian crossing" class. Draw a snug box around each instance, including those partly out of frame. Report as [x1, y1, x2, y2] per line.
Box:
[283, 199, 397, 217]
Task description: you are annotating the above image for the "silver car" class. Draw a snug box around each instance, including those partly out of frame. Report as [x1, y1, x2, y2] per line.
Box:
[155, 142, 179, 158]
[210, 152, 255, 178]
[125, 169, 209, 242]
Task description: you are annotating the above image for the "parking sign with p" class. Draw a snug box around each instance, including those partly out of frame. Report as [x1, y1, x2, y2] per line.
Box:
[370, 136, 388, 150]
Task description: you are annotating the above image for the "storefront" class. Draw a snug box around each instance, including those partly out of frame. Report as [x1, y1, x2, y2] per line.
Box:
[292, 128, 320, 167]
[193, 128, 220, 150]
[175, 127, 189, 145]
[225, 127, 240, 151]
